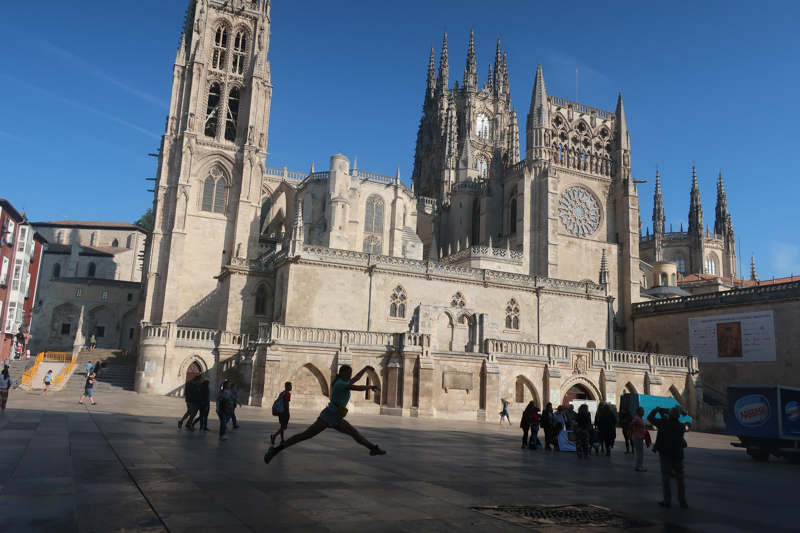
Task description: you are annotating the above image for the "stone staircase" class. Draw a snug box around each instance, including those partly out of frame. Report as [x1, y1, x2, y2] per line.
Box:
[5, 360, 35, 388]
[61, 348, 137, 393]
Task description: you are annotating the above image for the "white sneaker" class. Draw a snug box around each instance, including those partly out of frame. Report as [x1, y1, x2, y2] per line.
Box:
[220, 435, 228, 441]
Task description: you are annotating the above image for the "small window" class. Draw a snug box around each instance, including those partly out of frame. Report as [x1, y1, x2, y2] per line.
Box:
[102, 291, 108, 300]
[111, 239, 119, 247]
[96, 327, 105, 338]
[205, 83, 221, 137]
[76, 289, 82, 297]
[505, 298, 520, 330]
[212, 27, 228, 70]
[88, 263, 96, 278]
[129, 328, 135, 339]
[389, 285, 407, 318]
[255, 285, 268, 316]
[457, 313, 469, 325]
[202, 176, 215, 212]
[127, 293, 133, 302]
[61, 323, 71, 335]
[224, 87, 240, 142]
[232, 31, 248, 75]
[53, 263, 61, 278]
[213, 178, 226, 214]
[450, 292, 466, 309]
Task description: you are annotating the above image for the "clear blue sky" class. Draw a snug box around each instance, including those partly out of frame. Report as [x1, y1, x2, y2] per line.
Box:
[2, 1, 798, 279]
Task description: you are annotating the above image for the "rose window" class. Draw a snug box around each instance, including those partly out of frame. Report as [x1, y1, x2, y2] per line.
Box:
[558, 186, 601, 238]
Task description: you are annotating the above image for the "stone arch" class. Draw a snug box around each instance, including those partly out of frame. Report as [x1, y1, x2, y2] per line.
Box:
[120, 309, 138, 350]
[363, 367, 381, 406]
[253, 282, 271, 317]
[623, 381, 638, 395]
[88, 305, 116, 349]
[559, 375, 602, 406]
[514, 375, 541, 406]
[586, 340, 596, 348]
[669, 384, 686, 408]
[435, 311, 455, 351]
[287, 363, 331, 410]
[178, 354, 209, 378]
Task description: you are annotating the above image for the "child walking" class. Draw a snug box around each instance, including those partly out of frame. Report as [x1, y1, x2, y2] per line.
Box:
[270, 382, 292, 446]
[500, 400, 513, 425]
[264, 365, 385, 464]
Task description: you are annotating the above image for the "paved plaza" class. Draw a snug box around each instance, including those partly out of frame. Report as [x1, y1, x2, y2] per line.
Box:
[0, 391, 795, 533]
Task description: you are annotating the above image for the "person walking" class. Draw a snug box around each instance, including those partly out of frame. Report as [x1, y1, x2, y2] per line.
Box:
[196, 380, 211, 431]
[631, 407, 648, 471]
[79, 372, 97, 405]
[179, 375, 201, 431]
[230, 383, 241, 429]
[648, 407, 688, 509]
[43, 370, 53, 395]
[85, 361, 94, 377]
[541, 403, 555, 451]
[597, 403, 617, 457]
[594, 402, 606, 454]
[217, 381, 234, 440]
[263, 365, 385, 464]
[499, 400, 513, 425]
[89, 335, 97, 351]
[0, 368, 12, 411]
[270, 382, 292, 446]
[575, 404, 592, 459]
[619, 406, 633, 454]
[520, 401, 536, 449]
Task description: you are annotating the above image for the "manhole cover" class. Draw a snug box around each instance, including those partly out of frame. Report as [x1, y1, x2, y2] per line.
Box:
[471, 504, 682, 531]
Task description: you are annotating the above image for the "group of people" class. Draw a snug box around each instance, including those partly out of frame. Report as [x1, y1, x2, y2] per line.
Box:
[517, 400, 688, 508]
[178, 377, 243, 439]
[85, 361, 106, 378]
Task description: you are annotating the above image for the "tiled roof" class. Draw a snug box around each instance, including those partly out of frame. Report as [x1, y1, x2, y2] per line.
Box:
[32, 220, 146, 231]
[679, 273, 799, 288]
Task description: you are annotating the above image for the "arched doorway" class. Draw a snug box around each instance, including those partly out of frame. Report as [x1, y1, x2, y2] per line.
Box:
[185, 362, 202, 382]
[562, 384, 592, 407]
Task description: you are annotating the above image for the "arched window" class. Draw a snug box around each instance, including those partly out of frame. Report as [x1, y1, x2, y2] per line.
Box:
[389, 285, 407, 318]
[660, 273, 668, 286]
[457, 313, 470, 325]
[232, 31, 248, 75]
[505, 298, 520, 330]
[260, 197, 272, 233]
[558, 144, 563, 162]
[254, 285, 268, 316]
[476, 113, 490, 139]
[53, 263, 61, 278]
[224, 87, 240, 142]
[204, 83, 221, 137]
[202, 168, 226, 213]
[477, 158, 488, 178]
[671, 273, 676, 286]
[450, 292, 466, 309]
[111, 238, 119, 247]
[202, 177, 215, 212]
[212, 27, 228, 70]
[363, 195, 384, 254]
[705, 255, 717, 275]
[87, 263, 96, 278]
[670, 253, 686, 274]
[213, 178, 226, 214]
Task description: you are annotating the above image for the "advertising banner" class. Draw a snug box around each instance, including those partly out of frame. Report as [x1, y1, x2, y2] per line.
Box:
[689, 311, 776, 362]
[727, 386, 779, 438]
[779, 387, 800, 440]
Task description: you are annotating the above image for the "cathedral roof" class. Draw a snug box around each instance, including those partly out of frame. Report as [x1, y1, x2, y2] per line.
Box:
[32, 221, 146, 232]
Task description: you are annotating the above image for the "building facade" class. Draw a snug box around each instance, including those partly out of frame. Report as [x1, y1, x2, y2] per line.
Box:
[0, 199, 46, 361]
[28, 221, 146, 353]
[135, 0, 699, 419]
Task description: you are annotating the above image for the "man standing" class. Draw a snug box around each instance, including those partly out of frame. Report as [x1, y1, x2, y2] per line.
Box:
[179, 375, 201, 431]
[230, 383, 241, 429]
[648, 407, 688, 509]
[630, 407, 647, 471]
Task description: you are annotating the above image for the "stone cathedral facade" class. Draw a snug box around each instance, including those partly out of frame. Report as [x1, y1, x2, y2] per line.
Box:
[136, 0, 700, 420]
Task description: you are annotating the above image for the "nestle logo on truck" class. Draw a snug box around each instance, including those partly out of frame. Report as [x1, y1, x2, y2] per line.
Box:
[734, 395, 770, 427]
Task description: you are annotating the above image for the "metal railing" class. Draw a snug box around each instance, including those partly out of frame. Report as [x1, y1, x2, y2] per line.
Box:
[51, 354, 78, 391]
[20, 352, 46, 389]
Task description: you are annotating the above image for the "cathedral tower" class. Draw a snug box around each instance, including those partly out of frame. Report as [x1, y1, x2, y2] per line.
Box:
[141, 0, 273, 328]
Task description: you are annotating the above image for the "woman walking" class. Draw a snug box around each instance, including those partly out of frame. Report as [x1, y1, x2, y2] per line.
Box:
[0, 368, 12, 411]
[43, 370, 53, 395]
[520, 401, 536, 449]
[597, 403, 618, 457]
[500, 400, 513, 425]
[264, 365, 385, 464]
[217, 382, 234, 440]
[541, 403, 554, 451]
[618, 406, 633, 454]
[631, 406, 648, 471]
[575, 404, 592, 459]
[197, 380, 211, 431]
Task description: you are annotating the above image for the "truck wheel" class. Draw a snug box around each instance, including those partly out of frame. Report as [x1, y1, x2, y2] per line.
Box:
[684, 422, 691, 432]
[785, 453, 800, 465]
[747, 449, 770, 462]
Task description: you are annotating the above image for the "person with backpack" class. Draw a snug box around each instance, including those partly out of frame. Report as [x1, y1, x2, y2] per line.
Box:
[85, 361, 93, 377]
[264, 365, 385, 464]
[178, 375, 201, 431]
[217, 381, 234, 440]
[43, 370, 53, 395]
[519, 401, 536, 449]
[499, 400, 513, 425]
[270, 382, 292, 446]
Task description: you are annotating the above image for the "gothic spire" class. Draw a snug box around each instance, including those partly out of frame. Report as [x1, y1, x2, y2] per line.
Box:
[175, 33, 187, 65]
[615, 92, 630, 151]
[750, 256, 759, 282]
[493, 37, 502, 90]
[529, 63, 549, 129]
[426, 46, 436, 96]
[714, 172, 729, 235]
[599, 249, 609, 285]
[653, 171, 665, 235]
[688, 166, 704, 235]
[437, 33, 449, 94]
[459, 134, 474, 170]
[464, 28, 477, 91]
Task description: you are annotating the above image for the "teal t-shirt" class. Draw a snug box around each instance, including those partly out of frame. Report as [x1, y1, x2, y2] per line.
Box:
[327, 379, 351, 412]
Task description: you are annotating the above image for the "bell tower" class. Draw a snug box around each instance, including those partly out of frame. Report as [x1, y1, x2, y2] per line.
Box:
[142, 0, 273, 327]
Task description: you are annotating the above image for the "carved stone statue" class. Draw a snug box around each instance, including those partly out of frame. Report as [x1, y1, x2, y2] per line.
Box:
[258, 132, 266, 150]
[248, 125, 255, 145]
[188, 112, 196, 131]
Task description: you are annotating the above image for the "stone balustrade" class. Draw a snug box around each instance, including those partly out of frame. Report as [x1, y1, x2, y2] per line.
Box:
[258, 323, 401, 349]
[140, 322, 250, 349]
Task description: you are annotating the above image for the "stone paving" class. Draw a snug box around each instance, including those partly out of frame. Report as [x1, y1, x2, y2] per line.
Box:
[0, 390, 796, 533]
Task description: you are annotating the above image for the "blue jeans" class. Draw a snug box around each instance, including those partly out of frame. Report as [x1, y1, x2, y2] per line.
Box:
[218, 412, 230, 436]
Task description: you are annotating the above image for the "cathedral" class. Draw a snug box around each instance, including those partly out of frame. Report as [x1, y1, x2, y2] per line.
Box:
[136, 0, 701, 420]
